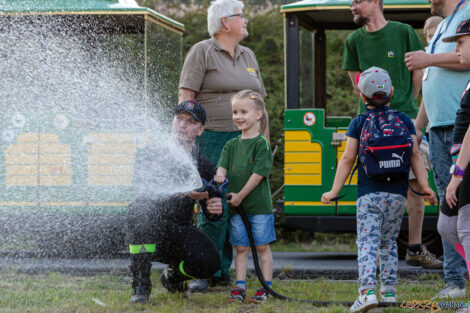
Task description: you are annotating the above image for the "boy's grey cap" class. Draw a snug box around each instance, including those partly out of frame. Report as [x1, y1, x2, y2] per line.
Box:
[356, 66, 392, 99]
[443, 18, 470, 42]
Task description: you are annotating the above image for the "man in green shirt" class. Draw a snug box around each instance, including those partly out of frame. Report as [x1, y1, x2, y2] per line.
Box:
[342, 0, 424, 118]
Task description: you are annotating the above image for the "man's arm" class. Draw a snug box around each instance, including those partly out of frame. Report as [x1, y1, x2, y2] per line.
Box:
[178, 88, 197, 103]
[414, 101, 429, 145]
[405, 51, 470, 71]
[412, 69, 423, 99]
[410, 135, 437, 204]
[347, 71, 361, 97]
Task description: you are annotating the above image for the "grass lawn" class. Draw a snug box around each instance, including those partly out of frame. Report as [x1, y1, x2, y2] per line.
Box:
[271, 233, 356, 253]
[1, 270, 467, 313]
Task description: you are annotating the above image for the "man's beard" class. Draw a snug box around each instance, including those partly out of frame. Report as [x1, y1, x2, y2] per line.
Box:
[354, 14, 370, 26]
[430, 0, 444, 17]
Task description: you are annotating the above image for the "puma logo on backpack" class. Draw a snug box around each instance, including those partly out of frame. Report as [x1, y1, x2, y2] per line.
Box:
[358, 109, 413, 181]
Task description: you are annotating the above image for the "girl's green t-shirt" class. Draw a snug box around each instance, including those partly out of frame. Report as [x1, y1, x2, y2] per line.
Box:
[217, 134, 273, 215]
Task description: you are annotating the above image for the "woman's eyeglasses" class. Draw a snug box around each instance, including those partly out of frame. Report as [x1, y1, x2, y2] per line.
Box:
[227, 13, 245, 19]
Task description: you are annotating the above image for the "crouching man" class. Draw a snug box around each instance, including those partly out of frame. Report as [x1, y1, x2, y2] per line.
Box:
[127, 100, 223, 303]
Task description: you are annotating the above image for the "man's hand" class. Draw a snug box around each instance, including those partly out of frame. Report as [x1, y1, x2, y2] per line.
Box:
[188, 190, 209, 201]
[405, 51, 430, 71]
[414, 124, 424, 145]
[321, 191, 337, 204]
[446, 175, 462, 208]
[227, 192, 243, 208]
[206, 197, 223, 215]
[421, 186, 437, 205]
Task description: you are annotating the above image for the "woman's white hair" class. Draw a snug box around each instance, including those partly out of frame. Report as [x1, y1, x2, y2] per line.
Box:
[207, 0, 244, 37]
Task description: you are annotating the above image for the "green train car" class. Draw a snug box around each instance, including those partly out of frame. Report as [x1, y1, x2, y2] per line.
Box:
[280, 0, 442, 256]
[0, 0, 184, 256]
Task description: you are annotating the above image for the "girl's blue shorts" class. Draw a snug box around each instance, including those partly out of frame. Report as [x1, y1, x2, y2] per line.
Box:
[229, 213, 276, 246]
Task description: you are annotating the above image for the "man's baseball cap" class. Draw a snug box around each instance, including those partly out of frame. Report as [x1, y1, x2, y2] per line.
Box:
[355, 66, 392, 99]
[443, 18, 470, 42]
[175, 100, 206, 125]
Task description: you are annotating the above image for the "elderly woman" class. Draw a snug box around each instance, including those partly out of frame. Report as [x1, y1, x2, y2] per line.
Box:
[178, 0, 267, 293]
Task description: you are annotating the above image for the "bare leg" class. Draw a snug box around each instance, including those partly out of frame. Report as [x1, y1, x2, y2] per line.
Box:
[407, 179, 424, 244]
[234, 245, 250, 282]
[255, 244, 273, 282]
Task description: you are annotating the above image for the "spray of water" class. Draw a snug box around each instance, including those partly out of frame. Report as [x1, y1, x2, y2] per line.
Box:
[0, 14, 200, 257]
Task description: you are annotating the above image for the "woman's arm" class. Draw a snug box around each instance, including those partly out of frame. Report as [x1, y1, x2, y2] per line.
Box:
[178, 88, 197, 103]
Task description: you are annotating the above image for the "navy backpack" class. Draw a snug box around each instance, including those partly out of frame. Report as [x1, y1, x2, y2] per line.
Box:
[358, 109, 413, 181]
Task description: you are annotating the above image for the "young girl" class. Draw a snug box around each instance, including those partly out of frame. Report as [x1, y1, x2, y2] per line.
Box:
[214, 90, 275, 303]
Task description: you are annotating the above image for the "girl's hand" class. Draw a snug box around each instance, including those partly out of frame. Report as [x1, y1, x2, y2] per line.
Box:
[214, 174, 226, 184]
[321, 191, 337, 204]
[421, 186, 437, 205]
[227, 192, 242, 207]
[446, 176, 462, 208]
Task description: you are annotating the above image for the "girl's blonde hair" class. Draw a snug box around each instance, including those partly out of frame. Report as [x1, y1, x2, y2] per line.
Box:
[232, 90, 269, 136]
[423, 16, 443, 36]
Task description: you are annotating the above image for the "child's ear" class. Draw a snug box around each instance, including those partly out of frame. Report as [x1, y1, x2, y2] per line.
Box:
[361, 94, 368, 104]
[256, 110, 263, 120]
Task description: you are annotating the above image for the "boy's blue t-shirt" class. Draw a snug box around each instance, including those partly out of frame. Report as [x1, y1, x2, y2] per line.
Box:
[345, 107, 416, 198]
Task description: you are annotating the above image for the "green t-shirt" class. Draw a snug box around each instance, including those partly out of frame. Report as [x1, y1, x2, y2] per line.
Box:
[342, 21, 424, 118]
[217, 134, 273, 215]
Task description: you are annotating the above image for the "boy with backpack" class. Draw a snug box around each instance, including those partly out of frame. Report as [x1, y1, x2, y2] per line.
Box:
[322, 67, 437, 312]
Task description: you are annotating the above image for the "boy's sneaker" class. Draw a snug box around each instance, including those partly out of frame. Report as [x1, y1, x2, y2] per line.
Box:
[248, 288, 269, 303]
[350, 289, 378, 312]
[406, 247, 443, 269]
[380, 291, 397, 303]
[228, 287, 246, 303]
[431, 282, 466, 300]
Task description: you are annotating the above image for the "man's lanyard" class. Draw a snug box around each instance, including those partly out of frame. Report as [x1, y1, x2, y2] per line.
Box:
[430, 0, 467, 54]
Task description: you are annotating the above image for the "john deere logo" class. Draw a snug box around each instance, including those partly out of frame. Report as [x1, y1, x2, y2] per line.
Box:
[388, 51, 395, 57]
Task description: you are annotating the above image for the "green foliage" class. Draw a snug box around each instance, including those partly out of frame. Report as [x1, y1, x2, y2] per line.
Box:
[325, 30, 358, 118]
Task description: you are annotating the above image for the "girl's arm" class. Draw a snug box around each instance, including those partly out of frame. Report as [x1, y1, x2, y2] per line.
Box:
[214, 167, 227, 184]
[321, 137, 358, 203]
[227, 173, 263, 208]
[446, 127, 470, 207]
[410, 135, 437, 204]
[455, 127, 470, 171]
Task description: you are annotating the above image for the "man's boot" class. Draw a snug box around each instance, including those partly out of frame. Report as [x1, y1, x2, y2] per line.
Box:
[189, 279, 209, 293]
[130, 254, 152, 303]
